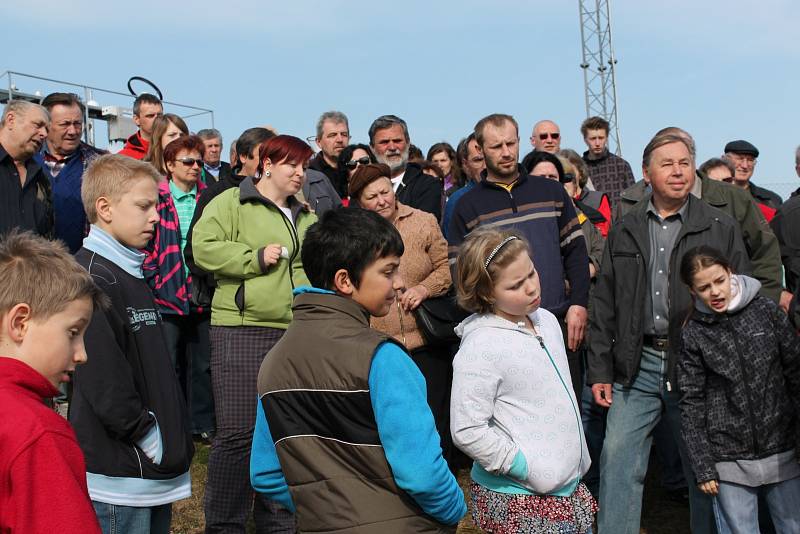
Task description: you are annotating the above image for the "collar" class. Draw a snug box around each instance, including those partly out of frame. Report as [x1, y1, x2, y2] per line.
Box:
[292, 290, 372, 326]
[646, 197, 689, 221]
[583, 148, 609, 162]
[0, 357, 59, 399]
[394, 201, 414, 222]
[238, 175, 308, 219]
[82, 225, 147, 279]
[204, 161, 221, 172]
[169, 180, 198, 200]
[43, 143, 78, 162]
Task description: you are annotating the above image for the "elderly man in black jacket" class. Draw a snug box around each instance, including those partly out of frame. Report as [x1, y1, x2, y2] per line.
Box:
[369, 115, 443, 220]
[588, 133, 750, 534]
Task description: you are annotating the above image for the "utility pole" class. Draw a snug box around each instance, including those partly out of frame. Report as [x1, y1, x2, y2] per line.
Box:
[579, 0, 622, 155]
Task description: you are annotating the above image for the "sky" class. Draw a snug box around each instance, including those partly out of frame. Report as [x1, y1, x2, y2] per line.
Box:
[2, 0, 798, 197]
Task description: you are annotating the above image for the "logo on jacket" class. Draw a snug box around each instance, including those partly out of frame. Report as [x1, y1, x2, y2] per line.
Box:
[126, 307, 161, 332]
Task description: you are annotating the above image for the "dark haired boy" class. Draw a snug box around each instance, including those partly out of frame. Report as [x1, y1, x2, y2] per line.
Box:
[251, 208, 466, 532]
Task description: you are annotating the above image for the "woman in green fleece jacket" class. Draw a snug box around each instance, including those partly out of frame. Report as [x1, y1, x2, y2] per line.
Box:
[191, 135, 316, 532]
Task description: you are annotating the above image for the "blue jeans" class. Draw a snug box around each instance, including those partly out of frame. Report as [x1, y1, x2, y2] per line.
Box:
[714, 477, 800, 534]
[92, 501, 171, 534]
[597, 346, 715, 534]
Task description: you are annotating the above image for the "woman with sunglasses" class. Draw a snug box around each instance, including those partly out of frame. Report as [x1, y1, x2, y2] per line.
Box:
[335, 143, 376, 202]
[144, 113, 189, 176]
[142, 135, 215, 444]
[191, 135, 315, 532]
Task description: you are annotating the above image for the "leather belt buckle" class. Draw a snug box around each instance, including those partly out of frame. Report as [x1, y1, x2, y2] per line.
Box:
[645, 335, 669, 351]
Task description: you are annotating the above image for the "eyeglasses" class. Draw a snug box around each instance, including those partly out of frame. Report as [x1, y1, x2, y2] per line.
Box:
[177, 157, 204, 167]
[345, 156, 371, 169]
[538, 132, 560, 140]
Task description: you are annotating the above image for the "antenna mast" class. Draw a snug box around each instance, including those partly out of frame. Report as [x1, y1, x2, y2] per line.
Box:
[579, 0, 622, 155]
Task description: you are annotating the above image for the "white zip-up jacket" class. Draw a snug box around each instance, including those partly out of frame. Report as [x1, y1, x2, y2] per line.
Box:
[450, 309, 590, 495]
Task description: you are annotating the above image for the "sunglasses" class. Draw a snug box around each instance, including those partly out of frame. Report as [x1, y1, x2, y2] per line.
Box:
[345, 156, 371, 169]
[177, 157, 204, 167]
[538, 132, 560, 140]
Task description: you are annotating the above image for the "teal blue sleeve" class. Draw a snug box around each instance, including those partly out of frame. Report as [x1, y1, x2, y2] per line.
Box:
[508, 450, 528, 480]
[369, 342, 467, 525]
[250, 399, 295, 513]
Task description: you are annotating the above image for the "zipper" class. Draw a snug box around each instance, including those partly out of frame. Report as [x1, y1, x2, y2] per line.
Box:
[726, 316, 760, 456]
[396, 298, 407, 346]
[278, 211, 300, 289]
[507, 189, 518, 213]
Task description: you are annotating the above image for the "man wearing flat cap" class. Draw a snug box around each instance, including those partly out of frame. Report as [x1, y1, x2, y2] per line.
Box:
[724, 140, 783, 220]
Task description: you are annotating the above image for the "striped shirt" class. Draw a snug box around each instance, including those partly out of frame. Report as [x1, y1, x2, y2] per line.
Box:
[447, 171, 589, 316]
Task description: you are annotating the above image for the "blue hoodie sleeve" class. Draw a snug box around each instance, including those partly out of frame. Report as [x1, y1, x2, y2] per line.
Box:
[369, 342, 467, 525]
[250, 399, 295, 513]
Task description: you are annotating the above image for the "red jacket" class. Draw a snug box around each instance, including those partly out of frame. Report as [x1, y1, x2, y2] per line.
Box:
[0, 357, 101, 534]
[117, 131, 149, 160]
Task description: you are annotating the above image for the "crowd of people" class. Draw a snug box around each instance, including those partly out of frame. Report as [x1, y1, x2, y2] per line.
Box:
[0, 91, 799, 534]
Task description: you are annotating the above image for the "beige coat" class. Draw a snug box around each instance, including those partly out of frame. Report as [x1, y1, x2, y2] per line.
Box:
[371, 202, 451, 350]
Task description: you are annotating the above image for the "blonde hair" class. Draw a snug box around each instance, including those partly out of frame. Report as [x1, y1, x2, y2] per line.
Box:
[0, 230, 107, 321]
[455, 228, 530, 313]
[81, 154, 161, 223]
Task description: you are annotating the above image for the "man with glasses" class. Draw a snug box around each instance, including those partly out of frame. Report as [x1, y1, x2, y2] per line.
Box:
[530, 119, 561, 154]
[581, 115, 636, 207]
[369, 114, 443, 219]
[724, 140, 782, 218]
[33, 93, 105, 252]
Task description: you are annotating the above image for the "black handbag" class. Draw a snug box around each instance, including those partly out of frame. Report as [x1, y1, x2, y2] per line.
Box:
[413, 288, 470, 346]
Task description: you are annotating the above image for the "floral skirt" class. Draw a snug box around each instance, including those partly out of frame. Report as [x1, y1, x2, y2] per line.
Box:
[470, 482, 598, 534]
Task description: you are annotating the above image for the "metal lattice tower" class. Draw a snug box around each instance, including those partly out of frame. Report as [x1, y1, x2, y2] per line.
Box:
[579, 0, 622, 155]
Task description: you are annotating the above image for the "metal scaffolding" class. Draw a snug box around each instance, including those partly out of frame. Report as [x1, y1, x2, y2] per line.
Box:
[578, 0, 622, 155]
[0, 71, 214, 148]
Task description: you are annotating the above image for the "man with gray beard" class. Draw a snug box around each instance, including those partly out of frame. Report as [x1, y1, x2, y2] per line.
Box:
[368, 114, 443, 220]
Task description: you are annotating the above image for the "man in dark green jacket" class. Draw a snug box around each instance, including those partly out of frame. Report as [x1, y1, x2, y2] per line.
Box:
[615, 127, 782, 303]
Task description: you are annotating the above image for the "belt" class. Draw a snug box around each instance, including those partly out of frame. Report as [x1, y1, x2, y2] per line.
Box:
[643, 334, 669, 350]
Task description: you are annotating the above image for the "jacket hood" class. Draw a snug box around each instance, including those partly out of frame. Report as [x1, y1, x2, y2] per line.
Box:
[694, 273, 761, 315]
[455, 310, 543, 340]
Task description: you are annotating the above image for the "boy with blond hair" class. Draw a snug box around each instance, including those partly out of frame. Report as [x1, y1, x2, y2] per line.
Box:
[71, 154, 194, 533]
[0, 230, 104, 532]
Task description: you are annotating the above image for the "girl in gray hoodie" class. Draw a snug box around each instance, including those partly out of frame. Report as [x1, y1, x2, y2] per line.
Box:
[678, 245, 800, 534]
[450, 228, 595, 534]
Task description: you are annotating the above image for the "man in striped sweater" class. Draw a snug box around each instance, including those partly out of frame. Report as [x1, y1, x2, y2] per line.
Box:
[447, 113, 590, 402]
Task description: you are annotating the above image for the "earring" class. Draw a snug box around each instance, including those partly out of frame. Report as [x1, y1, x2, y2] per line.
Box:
[265, 170, 271, 177]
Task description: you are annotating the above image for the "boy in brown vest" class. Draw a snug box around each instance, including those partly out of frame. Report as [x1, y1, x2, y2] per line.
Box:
[250, 208, 466, 533]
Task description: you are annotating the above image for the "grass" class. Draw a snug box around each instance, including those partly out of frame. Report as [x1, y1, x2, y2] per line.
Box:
[170, 445, 688, 534]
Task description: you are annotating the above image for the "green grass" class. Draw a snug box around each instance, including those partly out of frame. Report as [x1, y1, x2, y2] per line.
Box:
[170, 445, 687, 533]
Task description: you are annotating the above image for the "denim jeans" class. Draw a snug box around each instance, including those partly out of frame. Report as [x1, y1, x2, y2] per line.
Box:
[92, 501, 171, 534]
[597, 345, 715, 534]
[580, 382, 607, 498]
[714, 477, 800, 534]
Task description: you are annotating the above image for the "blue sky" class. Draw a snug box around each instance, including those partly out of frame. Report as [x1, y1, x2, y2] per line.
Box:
[3, 0, 798, 196]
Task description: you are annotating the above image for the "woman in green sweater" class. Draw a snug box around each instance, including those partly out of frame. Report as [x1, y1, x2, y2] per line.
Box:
[191, 135, 316, 532]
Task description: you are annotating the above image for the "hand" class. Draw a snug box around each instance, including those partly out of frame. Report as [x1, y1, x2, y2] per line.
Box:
[591, 383, 613, 408]
[779, 290, 793, 314]
[565, 305, 587, 351]
[589, 263, 597, 279]
[400, 285, 429, 312]
[698, 480, 719, 496]
[262, 244, 283, 267]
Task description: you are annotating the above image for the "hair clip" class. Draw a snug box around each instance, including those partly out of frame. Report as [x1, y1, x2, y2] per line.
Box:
[484, 236, 518, 269]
